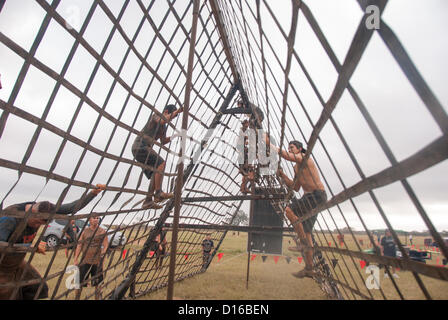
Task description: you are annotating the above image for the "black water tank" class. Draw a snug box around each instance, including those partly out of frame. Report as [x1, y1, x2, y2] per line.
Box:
[247, 188, 284, 255]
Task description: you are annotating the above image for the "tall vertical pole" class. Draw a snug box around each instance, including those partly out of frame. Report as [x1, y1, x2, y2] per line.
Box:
[246, 186, 256, 289]
[166, 0, 200, 300]
[209, 0, 239, 82]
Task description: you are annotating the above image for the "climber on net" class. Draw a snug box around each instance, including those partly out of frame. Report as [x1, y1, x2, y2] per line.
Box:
[264, 135, 327, 279]
[132, 104, 183, 210]
[224, 99, 264, 128]
[247, 106, 265, 186]
[238, 102, 265, 191]
[0, 184, 106, 300]
[232, 100, 265, 194]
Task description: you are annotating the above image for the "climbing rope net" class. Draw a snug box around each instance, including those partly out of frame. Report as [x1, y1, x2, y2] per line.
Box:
[0, 0, 447, 300]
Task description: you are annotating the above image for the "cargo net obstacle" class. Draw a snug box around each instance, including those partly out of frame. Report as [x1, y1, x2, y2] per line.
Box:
[0, 0, 447, 300]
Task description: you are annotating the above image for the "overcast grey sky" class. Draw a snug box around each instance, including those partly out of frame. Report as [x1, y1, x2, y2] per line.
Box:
[0, 0, 447, 232]
[219, 0, 448, 233]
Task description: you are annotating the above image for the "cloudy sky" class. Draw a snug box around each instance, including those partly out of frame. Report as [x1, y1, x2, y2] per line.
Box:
[0, 0, 447, 232]
[215, 0, 448, 233]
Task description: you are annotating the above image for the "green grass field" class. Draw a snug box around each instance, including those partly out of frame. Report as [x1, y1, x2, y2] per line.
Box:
[141, 231, 328, 300]
[141, 232, 448, 300]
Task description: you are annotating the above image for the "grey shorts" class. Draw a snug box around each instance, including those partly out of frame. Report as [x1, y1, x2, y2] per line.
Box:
[289, 190, 327, 233]
[132, 147, 165, 180]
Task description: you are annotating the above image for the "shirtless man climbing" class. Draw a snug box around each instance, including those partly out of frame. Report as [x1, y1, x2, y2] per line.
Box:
[265, 135, 327, 278]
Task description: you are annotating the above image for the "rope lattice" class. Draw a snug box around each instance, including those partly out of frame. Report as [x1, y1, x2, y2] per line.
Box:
[0, 0, 447, 300]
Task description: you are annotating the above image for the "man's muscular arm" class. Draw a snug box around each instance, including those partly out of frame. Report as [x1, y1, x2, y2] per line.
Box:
[277, 169, 301, 192]
[264, 133, 303, 163]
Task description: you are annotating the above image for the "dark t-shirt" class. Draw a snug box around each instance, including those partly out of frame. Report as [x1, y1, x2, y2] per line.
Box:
[132, 115, 167, 152]
[0, 217, 37, 245]
[202, 239, 214, 253]
[381, 236, 396, 257]
[149, 230, 167, 252]
[56, 192, 96, 215]
[0, 202, 37, 244]
[149, 238, 158, 251]
[65, 223, 78, 243]
[0, 193, 97, 245]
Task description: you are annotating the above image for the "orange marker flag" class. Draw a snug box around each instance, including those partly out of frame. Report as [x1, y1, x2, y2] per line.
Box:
[122, 249, 128, 260]
[273, 256, 279, 264]
[297, 257, 303, 264]
[360, 260, 366, 269]
[217, 252, 224, 262]
[328, 242, 332, 247]
[184, 254, 189, 260]
[251, 254, 257, 261]
[149, 251, 155, 258]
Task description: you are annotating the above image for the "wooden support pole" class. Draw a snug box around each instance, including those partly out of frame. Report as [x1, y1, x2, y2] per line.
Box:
[246, 174, 256, 290]
[166, 0, 200, 301]
[209, 0, 239, 82]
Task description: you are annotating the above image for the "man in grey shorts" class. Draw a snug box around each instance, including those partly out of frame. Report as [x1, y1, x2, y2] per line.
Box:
[265, 136, 327, 279]
[132, 104, 183, 209]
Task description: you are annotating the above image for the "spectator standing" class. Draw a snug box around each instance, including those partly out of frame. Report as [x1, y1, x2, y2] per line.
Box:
[380, 229, 399, 279]
[201, 235, 214, 269]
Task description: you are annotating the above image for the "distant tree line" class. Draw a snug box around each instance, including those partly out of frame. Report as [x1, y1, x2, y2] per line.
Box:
[333, 226, 448, 237]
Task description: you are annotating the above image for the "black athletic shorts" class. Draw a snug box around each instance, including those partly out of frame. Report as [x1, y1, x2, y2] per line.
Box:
[79, 264, 103, 287]
[289, 190, 327, 233]
[132, 147, 165, 180]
